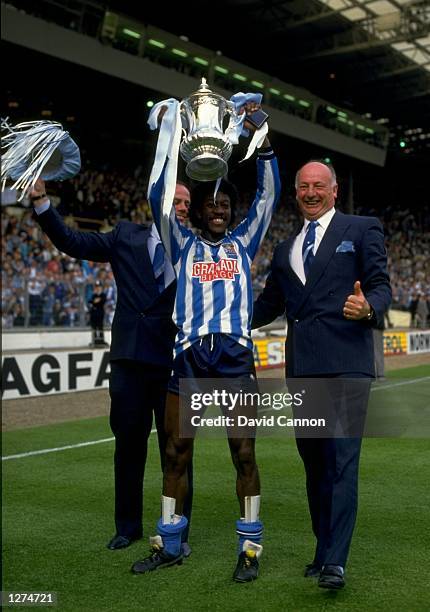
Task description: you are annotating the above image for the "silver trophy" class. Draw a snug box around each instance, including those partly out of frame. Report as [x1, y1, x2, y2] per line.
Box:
[180, 78, 240, 182]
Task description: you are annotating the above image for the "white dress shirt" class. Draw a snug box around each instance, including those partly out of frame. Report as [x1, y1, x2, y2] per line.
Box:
[290, 207, 336, 284]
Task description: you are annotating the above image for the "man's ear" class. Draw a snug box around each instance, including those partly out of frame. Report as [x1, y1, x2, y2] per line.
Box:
[333, 183, 338, 199]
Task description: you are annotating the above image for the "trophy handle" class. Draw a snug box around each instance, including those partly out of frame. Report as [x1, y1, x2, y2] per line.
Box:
[225, 100, 238, 117]
[180, 100, 196, 134]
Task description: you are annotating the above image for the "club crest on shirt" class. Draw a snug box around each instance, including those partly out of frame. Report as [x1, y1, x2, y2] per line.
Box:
[223, 242, 238, 259]
[193, 241, 206, 262]
[192, 259, 240, 282]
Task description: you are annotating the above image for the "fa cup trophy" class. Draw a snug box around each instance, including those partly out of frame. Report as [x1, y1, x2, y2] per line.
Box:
[179, 78, 242, 181]
[147, 79, 268, 213]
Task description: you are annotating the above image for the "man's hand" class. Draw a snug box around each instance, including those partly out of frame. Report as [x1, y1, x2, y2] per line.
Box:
[29, 178, 49, 207]
[239, 102, 270, 147]
[343, 281, 371, 320]
[239, 102, 261, 133]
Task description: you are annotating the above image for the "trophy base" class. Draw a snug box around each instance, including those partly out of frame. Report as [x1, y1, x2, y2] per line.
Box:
[185, 154, 228, 182]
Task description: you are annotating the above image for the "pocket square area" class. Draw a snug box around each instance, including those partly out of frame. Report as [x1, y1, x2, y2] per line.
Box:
[336, 240, 355, 253]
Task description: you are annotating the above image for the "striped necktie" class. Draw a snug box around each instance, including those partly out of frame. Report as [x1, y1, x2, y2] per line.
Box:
[302, 221, 318, 279]
[152, 241, 165, 293]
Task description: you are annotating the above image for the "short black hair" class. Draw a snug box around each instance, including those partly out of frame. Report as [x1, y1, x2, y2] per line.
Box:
[189, 179, 238, 229]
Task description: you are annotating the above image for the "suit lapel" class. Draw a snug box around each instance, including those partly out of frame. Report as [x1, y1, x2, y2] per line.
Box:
[296, 211, 351, 310]
[131, 226, 158, 297]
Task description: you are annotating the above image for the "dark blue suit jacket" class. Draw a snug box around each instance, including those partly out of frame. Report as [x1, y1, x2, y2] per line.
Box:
[252, 211, 392, 377]
[36, 206, 177, 368]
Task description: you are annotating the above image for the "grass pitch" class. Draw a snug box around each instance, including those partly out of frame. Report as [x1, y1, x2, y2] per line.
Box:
[2, 365, 430, 611]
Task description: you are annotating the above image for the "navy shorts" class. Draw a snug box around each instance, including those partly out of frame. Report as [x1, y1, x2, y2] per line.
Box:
[168, 334, 256, 396]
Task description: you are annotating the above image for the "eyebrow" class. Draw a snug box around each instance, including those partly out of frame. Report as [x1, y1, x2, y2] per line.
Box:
[298, 181, 328, 186]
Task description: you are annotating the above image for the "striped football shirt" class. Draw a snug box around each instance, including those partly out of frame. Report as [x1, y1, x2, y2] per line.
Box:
[150, 149, 281, 356]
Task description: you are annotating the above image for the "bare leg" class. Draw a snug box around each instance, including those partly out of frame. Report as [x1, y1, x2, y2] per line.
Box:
[227, 437, 260, 516]
[163, 391, 194, 515]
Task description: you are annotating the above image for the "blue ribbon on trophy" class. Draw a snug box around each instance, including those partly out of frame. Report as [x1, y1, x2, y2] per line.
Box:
[1, 118, 81, 200]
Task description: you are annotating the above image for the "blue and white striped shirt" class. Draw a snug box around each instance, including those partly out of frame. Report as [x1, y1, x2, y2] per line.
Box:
[150, 150, 281, 356]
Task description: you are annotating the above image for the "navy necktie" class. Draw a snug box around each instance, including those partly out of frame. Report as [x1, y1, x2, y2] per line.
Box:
[302, 221, 318, 279]
[152, 241, 165, 293]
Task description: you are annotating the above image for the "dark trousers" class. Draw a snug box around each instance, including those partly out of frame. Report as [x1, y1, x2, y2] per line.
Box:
[294, 373, 371, 568]
[109, 360, 193, 541]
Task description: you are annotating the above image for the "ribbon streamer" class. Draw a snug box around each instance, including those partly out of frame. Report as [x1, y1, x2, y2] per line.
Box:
[1, 119, 81, 201]
[147, 99, 182, 261]
[239, 121, 269, 163]
[229, 92, 268, 161]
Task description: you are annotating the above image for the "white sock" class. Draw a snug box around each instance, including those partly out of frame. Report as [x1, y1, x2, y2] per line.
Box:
[161, 495, 176, 524]
[244, 495, 261, 522]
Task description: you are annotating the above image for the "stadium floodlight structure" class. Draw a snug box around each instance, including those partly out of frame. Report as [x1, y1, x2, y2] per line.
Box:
[1, 1, 389, 165]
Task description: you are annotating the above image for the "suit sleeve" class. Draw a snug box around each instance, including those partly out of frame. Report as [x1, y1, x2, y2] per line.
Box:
[359, 218, 392, 328]
[252, 248, 286, 328]
[35, 204, 117, 262]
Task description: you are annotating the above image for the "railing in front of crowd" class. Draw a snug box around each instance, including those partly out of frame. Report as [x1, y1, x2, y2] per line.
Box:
[2, 279, 108, 329]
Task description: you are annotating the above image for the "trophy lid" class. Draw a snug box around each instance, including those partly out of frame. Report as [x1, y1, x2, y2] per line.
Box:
[195, 77, 212, 94]
[190, 77, 217, 97]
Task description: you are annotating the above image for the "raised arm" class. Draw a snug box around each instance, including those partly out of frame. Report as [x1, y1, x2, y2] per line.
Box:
[232, 148, 281, 261]
[148, 161, 193, 268]
[30, 179, 116, 262]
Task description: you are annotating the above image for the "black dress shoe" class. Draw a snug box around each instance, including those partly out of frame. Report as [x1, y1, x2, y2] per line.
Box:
[304, 563, 322, 578]
[107, 534, 141, 550]
[318, 565, 345, 590]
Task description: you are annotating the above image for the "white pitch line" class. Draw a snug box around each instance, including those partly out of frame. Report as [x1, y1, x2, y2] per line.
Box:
[371, 376, 430, 391]
[2, 376, 430, 462]
[2, 430, 157, 461]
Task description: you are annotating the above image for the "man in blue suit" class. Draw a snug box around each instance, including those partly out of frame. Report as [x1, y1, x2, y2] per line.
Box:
[30, 178, 193, 553]
[252, 160, 391, 589]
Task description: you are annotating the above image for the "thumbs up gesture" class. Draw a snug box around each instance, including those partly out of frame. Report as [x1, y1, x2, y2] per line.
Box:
[343, 281, 372, 320]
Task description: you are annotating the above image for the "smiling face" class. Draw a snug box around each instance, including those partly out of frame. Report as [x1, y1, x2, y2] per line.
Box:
[198, 191, 232, 241]
[173, 183, 191, 224]
[296, 162, 338, 221]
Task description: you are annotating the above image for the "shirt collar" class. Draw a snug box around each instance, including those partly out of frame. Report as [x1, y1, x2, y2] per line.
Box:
[303, 207, 336, 232]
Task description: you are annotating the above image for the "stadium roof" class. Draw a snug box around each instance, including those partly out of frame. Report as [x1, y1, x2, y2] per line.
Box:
[2, 0, 429, 159]
[104, 0, 429, 128]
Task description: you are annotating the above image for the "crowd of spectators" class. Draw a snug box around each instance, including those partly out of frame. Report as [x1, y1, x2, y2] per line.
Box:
[356, 202, 430, 328]
[2, 206, 117, 329]
[2, 165, 429, 330]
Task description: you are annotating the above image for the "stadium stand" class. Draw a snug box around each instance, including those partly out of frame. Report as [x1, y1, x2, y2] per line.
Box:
[2, 166, 429, 329]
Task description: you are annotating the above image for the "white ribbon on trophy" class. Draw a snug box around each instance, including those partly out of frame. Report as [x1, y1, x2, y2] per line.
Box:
[147, 98, 182, 261]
